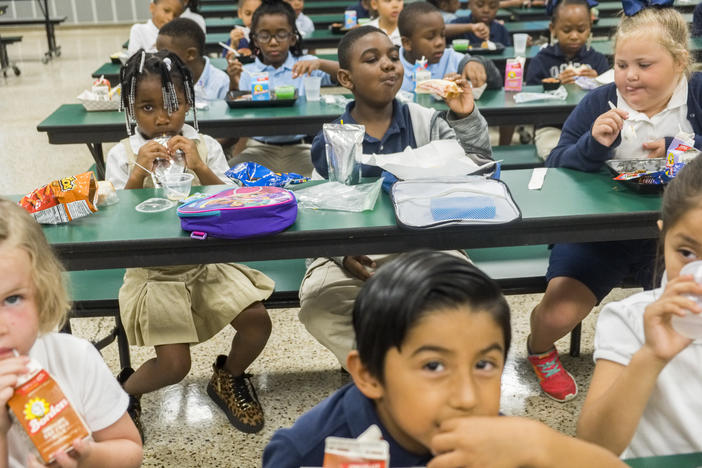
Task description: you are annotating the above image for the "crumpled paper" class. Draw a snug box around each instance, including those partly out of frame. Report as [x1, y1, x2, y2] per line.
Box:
[358, 139, 493, 179]
[513, 85, 568, 104]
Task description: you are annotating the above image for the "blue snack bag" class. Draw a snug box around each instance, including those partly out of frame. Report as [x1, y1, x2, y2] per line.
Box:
[226, 162, 310, 187]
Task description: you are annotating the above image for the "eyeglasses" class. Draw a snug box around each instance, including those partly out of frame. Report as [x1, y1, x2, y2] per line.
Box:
[253, 31, 294, 43]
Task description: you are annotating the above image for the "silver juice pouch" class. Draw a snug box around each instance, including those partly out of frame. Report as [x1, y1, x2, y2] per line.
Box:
[323, 123, 364, 185]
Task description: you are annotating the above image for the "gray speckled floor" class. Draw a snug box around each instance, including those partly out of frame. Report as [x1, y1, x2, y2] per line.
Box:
[2, 26, 641, 467]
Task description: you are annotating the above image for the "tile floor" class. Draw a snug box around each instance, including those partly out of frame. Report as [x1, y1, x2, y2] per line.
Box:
[0, 26, 641, 467]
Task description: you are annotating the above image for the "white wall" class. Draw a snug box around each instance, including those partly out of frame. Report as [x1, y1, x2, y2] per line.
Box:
[3, 0, 151, 24]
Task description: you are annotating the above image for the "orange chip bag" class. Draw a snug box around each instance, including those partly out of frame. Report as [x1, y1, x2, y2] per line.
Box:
[19, 172, 98, 224]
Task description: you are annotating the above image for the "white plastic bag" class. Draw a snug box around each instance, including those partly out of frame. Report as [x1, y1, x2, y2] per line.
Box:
[513, 85, 568, 103]
[294, 179, 382, 212]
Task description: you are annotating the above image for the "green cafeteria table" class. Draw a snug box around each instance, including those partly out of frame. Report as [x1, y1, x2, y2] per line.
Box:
[24, 169, 659, 271]
[38, 85, 588, 178]
[625, 452, 702, 468]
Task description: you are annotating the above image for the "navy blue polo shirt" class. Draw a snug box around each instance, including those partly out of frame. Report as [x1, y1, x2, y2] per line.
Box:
[449, 17, 512, 46]
[346, 1, 371, 19]
[310, 99, 418, 178]
[262, 383, 432, 468]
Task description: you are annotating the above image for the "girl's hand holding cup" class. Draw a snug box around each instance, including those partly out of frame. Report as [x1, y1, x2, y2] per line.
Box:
[592, 107, 628, 147]
[642, 274, 702, 364]
[167, 136, 203, 172]
[135, 140, 171, 174]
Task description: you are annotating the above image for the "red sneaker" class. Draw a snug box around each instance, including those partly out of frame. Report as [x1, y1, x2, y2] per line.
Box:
[527, 348, 577, 402]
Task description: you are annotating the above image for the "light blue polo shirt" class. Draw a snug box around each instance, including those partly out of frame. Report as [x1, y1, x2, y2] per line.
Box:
[399, 47, 466, 92]
[239, 52, 333, 143]
[195, 57, 231, 101]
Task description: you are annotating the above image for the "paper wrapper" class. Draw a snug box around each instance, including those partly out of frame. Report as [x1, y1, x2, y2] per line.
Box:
[19, 172, 98, 224]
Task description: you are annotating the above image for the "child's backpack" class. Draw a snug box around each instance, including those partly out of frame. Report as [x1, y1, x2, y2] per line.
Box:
[177, 186, 297, 239]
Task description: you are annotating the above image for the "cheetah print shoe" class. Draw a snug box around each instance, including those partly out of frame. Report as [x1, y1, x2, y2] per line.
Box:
[207, 355, 264, 433]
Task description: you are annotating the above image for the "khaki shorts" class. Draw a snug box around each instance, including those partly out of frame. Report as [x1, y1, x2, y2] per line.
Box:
[229, 138, 314, 177]
[534, 126, 562, 161]
[119, 264, 274, 347]
[298, 251, 470, 366]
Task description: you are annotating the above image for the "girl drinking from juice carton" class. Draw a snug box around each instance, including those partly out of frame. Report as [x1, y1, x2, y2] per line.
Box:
[525, 0, 609, 160]
[577, 156, 702, 458]
[228, 0, 339, 176]
[104, 50, 275, 440]
[527, 6, 702, 404]
[0, 199, 142, 467]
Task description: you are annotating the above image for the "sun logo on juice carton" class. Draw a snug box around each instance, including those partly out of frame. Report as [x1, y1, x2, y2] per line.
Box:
[23, 398, 50, 420]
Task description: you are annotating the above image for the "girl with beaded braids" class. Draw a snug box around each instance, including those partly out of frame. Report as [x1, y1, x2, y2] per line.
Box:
[105, 49, 275, 439]
[227, 0, 339, 176]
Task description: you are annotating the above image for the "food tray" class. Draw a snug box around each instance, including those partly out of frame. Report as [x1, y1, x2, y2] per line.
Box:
[78, 98, 121, 112]
[453, 42, 506, 55]
[605, 158, 668, 194]
[225, 90, 298, 108]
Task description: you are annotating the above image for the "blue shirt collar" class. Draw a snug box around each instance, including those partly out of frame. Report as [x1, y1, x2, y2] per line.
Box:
[252, 52, 295, 72]
[553, 42, 588, 60]
[339, 99, 408, 144]
[342, 385, 432, 466]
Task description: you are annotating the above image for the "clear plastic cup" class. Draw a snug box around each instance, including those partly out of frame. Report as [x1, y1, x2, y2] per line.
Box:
[163, 173, 194, 201]
[303, 76, 322, 101]
[513, 33, 528, 56]
[671, 260, 702, 340]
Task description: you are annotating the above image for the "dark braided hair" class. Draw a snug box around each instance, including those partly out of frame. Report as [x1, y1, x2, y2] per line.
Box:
[249, 0, 303, 62]
[119, 49, 197, 135]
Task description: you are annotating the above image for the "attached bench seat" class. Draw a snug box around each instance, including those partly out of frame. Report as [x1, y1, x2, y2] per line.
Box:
[0, 35, 22, 77]
[65, 247, 569, 369]
[492, 144, 543, 170]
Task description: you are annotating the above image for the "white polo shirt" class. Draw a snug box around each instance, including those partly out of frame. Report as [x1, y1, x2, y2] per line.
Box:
[127, 19, 159, 57]
[594, 280, 702, 458]
[614, 75, 693, 160]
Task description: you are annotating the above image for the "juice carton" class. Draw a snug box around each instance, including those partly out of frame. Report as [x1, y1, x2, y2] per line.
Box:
[251, 72, 271, 101]
[344, 10, 357, 28]
[8, 357, 91, 464]
[504, 59, 523, 92]
[412, 57, 429, 92]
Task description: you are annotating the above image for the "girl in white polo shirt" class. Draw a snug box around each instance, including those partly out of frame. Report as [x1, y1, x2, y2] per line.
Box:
[578, 156, 702, 458]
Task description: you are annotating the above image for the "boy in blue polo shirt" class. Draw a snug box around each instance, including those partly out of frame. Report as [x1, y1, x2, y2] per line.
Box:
[448, 0, 511, 46]
[156, 17, 233, 100]
[264, 251, 629, 467]
[301, 25, 491, 368]
[398, 2, 502, 93]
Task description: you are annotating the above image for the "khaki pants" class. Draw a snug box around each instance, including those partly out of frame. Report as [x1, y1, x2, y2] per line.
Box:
[534, 127, 563, 161]
[298, 251, 470, 367]
[229, 138, 314, 176]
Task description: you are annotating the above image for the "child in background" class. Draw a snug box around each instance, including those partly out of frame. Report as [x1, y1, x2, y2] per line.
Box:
[180, 0, 206, 33]
[128, 0, 183, 57]
[285, 0, 314, 37]
[367, 0, 404, 46]
[525, 0, 609, 160]
[157, 18, 233, 100]
[300, 26, 491, 366]
[428, 0, 459, 23]
[228, 0, 338, 176]
[528, 8, 702, 403]
[224, 0, 263, 57]
[0, 200, 142, 467]
[265, 251, 629, 468]
[398, 2, 502, 93]
[577, 157, 702, 458]
[694, 2, 702, 37]
[347, 0, 372, 19]
[105, 50, 275, 439]
[447, 0, 511, 47]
